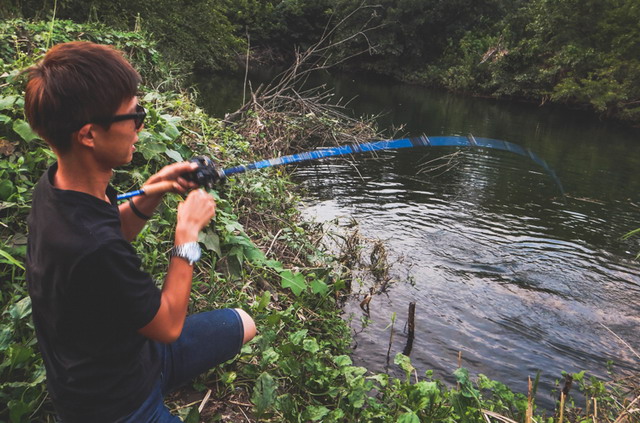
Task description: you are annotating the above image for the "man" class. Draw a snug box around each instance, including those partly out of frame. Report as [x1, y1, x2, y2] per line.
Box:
[24, 41, 256, 422]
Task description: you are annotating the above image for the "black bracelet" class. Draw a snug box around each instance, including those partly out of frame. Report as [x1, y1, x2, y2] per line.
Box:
[129, 198, 152, 220]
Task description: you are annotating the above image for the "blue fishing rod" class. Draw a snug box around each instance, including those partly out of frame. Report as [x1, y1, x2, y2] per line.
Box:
[116, 134, 564, 201]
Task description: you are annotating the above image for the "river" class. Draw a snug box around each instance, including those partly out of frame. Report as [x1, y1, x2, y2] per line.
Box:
[194, 70, 640, 408]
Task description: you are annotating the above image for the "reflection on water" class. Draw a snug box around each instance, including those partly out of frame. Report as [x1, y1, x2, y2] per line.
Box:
[195, 70, 640, 409]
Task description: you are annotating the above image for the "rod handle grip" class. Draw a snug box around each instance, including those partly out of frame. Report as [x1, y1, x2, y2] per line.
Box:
[142, 180, 178, 196]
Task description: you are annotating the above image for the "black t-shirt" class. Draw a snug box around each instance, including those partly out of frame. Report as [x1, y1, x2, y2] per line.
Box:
[26, 164, 162, 423]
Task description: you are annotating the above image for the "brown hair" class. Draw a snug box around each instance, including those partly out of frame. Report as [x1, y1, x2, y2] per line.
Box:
[24, 41, 141, 153]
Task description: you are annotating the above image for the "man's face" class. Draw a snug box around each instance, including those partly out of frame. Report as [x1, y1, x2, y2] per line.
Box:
[91, 96, 143, 169]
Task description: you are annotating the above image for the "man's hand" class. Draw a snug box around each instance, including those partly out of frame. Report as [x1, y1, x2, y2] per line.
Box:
[120, 161, 203, 241]
[142, 161, 200, 198]
[175, 189, 216, 245]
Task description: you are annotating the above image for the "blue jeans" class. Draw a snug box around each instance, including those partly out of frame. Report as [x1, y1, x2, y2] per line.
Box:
[118, 308, 244, 422]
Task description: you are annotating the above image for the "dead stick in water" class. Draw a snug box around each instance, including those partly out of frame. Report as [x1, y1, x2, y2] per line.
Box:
[457, 351, 463, 390]
[561, 373, 573, 400]
[403, 302, 416, 356]
[385, 312, 396, 368]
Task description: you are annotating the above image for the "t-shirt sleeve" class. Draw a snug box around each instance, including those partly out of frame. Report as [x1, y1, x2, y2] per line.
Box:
[71, 240, 162, 331]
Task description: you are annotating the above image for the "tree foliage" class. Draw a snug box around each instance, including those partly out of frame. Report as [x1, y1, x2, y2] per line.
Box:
[3, 0, 243, 71]
[3, 0, 638, 123]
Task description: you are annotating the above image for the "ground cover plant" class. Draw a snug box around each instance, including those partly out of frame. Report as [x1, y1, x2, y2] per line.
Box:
[0, 19, 638, 423]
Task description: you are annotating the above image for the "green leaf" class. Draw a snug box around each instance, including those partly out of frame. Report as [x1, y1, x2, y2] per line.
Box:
[265, 259, 283, 271]
[9, 296, 32, 320]
[288, 329, 308, 345]
[0, 95, 17, 110]
[137, 136, 165, 160]
[394, 353, 415, 380]
[0, 327, 13, 351]
[252, 372, 277, 416]
[9, 344, 33, 367]
[310, 279, 329, 296]
[256, 291, 271, 312]
[305, 405, 330, 421]
[397, 412, 420, 423]
[198, 230, 221, 257]
[165, 148, 183, 162]
[333, 355, 353, 367]
[183, 407, 199, 423]
[8, 399, 31, 423]
[622, 227, 640, 240]
[280, 270, 306, 296]
[243, 243, 266, 263]
[260, 347, 280, 367]
[12, 119, 39, 142]
[303, 338, 320, 353]
[0, 179, 15, 201]
[163, 122, 181, 141]
[0, 113, 11, 123]
[454, 367, 481, 399]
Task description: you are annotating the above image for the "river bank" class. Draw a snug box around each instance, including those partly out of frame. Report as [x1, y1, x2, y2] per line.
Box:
[0, 19, 637, 423]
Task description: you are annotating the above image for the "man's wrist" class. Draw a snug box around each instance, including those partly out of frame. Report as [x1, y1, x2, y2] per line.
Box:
[175, 227, 199, 245]
[170, 242, 201, 265]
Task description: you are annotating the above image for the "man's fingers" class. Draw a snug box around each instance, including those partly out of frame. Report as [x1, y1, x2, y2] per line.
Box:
[156, 161, 197, 180]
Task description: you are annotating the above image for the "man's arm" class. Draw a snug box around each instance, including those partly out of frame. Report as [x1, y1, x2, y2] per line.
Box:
[138, 189, 216, 343]
[119, 161, 198, 241]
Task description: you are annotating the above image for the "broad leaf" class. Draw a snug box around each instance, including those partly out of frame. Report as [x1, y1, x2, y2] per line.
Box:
[310, 279, 329, 296]
[12, 119, 39, 142]
[252, 372, 277, 416]
[0, 95, 17, 110]
[280, 270, 306, 296]
[165, 148, 183, 162]
[198, 230, 221, 257]
[305, 405, 330, 421]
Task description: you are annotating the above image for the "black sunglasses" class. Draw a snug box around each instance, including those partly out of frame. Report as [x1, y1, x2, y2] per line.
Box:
[90, 104, 147, 130]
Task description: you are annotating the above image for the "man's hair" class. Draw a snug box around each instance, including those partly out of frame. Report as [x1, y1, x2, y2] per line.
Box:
[24, 41, 141, 153]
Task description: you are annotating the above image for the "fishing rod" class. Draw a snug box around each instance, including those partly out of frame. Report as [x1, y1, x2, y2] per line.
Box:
[116, 134, 564, 201]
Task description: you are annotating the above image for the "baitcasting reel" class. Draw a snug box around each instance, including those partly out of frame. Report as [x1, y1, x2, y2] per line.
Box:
[184, 156, 226, 189]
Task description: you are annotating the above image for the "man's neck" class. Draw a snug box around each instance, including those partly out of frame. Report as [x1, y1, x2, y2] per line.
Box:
[54, 154, 112, 202]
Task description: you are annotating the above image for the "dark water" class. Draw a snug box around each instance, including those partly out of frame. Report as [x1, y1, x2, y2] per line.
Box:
[195, 71, 640, 408]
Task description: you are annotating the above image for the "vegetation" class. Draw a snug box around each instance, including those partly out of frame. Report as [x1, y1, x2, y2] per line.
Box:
[3, 0, 640, 124]
[1, 18, 638, 423]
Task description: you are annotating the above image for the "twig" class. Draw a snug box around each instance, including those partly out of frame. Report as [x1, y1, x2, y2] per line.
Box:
[525, 376, 533, 423]
[238, 404, 251, 423]
[228, 399, 253, 407]
[600, 323, 640, 360]
[558, 392, 566, 423]
[613, 394, 640, 423]
[265, 228, 284, 256]
[243, 28, 250, 104]
[198, 389, 212, 413]
[481, 409, 518, 423]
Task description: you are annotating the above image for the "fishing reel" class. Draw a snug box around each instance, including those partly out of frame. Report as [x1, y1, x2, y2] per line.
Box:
[184, 156, 226, 189]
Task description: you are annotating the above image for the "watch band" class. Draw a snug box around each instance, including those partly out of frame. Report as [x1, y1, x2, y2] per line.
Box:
[170, 242, 201, 265]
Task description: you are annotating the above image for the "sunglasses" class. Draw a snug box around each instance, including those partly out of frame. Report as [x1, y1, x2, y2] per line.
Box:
[89, 104, 147, 130]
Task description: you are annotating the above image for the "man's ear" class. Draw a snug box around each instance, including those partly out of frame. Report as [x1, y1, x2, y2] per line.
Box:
[75, 123, 96, 149]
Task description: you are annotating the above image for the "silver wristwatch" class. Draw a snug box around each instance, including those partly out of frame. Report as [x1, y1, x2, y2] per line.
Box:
[170, 242, 201, 265]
